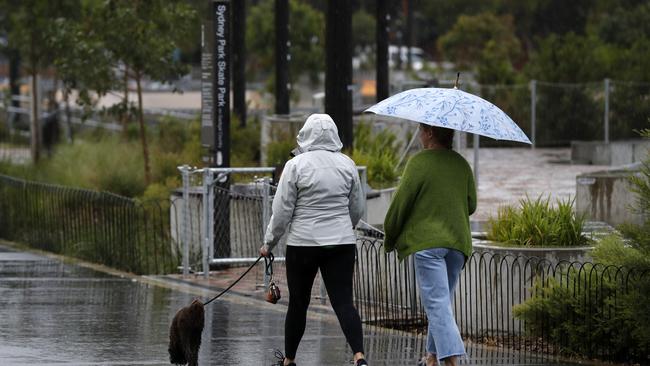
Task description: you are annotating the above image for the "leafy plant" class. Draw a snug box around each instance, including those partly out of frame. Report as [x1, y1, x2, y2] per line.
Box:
[0, 117, 203, 198]
[247, 0, 324, 86]
[438, 12, 521, 84]
[231, 115, 261, 167]
[351, 121, 401, 188]
[513, 234, 650, 362]
[513, 127, 650, 363]
[487, 195, 589, 247]
[266, 138, 295, 169]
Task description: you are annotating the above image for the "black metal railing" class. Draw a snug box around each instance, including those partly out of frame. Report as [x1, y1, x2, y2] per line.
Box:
[0, 174, 179, 274]
[2, 172, 648, 362]
[353, 233, 650, 363]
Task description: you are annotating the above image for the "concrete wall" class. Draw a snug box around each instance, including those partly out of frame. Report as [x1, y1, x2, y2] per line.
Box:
[366, 187, 396, 227]
[355, 237, 595, 338]
[454, 243, 593, 337]
[472, 241, 593, 264]
[571, 140, 650, 165]
[576, 165, 644, 226]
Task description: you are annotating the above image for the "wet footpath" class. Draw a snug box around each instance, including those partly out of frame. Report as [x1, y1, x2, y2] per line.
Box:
[0, 242, 580, 366]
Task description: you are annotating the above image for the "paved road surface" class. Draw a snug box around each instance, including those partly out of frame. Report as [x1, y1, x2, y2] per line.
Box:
[0, 243, 583, 366]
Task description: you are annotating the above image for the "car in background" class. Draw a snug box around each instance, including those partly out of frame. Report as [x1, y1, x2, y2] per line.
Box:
[388, 45, 426, 71]
[352, 45, 430, 71]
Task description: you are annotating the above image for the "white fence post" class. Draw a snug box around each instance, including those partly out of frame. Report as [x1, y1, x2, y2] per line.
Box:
[261, 176, 271, 288]
[202, 169, 213, 279]
[179, 165, 191, 276]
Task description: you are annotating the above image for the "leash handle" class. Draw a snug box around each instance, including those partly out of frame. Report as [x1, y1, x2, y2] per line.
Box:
[264, 252, 275, 282]
[202, 254, 270, 306]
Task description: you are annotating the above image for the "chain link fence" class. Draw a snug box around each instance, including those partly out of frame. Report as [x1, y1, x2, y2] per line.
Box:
[403, 79, 650, 148]
[175, 166, 277, 276]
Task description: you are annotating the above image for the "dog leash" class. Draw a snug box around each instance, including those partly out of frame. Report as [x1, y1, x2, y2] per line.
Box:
[202, 253, 274, 306]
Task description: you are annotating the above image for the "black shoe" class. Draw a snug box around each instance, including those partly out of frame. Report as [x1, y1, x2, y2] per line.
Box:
[356, 359, 368, 366]
[272, 349, 296, 366]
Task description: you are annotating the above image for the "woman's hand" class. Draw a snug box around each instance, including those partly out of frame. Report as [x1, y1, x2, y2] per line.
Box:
[259, 245, 270, 258]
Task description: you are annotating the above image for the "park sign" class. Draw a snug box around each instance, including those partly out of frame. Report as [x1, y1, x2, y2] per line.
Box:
[201, 0, 230, 168]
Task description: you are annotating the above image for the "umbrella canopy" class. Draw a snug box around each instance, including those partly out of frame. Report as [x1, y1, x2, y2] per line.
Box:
[366, 87, 532, 144]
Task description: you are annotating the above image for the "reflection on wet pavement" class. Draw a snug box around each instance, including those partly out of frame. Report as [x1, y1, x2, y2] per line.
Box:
[0, 244, 581, 365]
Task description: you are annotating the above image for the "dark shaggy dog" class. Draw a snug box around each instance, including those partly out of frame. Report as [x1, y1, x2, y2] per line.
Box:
[168, 299, 205, 366]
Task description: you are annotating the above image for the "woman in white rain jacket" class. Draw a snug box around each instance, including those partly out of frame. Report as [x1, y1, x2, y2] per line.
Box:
[260, 114, 368, 366]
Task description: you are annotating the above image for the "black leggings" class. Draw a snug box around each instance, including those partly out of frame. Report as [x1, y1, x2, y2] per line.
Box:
[284, 244, 364, 359]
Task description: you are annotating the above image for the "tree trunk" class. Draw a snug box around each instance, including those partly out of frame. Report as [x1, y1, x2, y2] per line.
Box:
[9, 51, 20, 110]
[135, 71, 151, 185]
[30, 70, 41, 164]
[63, 89, 73, 143]
[122, 64, 130, 139]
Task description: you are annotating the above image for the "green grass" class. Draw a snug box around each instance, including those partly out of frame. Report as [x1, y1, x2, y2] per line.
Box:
[0, 117, 204, 198]
[487, 195, 590, 247]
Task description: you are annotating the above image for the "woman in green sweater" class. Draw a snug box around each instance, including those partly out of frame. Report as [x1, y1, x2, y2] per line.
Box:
[384, 124, 476, 366]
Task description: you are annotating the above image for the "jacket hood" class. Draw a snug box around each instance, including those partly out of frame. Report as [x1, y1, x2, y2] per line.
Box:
[296, 114, 343, 152]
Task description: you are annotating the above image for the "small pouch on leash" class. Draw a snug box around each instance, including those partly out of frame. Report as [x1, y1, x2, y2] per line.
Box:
[266, 280, 281, 304]
[264, 253, 281, 304]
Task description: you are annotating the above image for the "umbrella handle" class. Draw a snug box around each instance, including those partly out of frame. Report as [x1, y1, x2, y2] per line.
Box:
[454, 72, 460, 89]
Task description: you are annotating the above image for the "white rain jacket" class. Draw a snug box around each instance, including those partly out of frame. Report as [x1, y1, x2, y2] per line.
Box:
[263, 114, 365, 250]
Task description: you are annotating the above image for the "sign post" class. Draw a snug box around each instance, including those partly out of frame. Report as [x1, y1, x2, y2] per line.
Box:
[214, 1, 230, 169]
[202, 0, 231, 260]
[201, 0, 230, 168]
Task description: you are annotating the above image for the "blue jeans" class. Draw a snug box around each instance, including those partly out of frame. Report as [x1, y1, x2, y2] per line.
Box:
[414, 247, 466, 361]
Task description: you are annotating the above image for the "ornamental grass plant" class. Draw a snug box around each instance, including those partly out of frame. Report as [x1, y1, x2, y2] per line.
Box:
[487, 195, 589, 247]
[351, 121, 401, 188]
[491, 126, 650, 363]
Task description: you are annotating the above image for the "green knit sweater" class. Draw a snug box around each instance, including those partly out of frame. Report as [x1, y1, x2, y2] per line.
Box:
[383, 149, 477, 260]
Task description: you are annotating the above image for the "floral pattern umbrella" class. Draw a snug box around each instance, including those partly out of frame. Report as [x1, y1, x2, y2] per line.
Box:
[366, 87, 531, 144]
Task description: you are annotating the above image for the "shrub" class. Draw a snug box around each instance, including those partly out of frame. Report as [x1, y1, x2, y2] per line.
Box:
[513, 234, 650, 362]
[0, 116, 204, 198]
[616, 125, 650, 254]
[231, 116, 261, 167]
[351, 121, 401, 188]
[31, 137, 147, 197]
[487, 195, 589, 247]
[266, 138, 295, 168]
[513, 127, 650, 363]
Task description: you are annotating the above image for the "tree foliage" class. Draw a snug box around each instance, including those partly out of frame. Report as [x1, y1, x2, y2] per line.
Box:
[437, 12, 521, 84]
[352, 9, 376, 50]
[0, 0, 81, 162]
[247, 0, 325, 86]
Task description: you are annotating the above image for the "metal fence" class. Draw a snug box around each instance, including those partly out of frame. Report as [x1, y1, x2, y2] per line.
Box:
[0, 174, 178, 275]
[1, 169, 648, 362]
[175, 166, 278, 277]
[353, 231, 650, 363]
